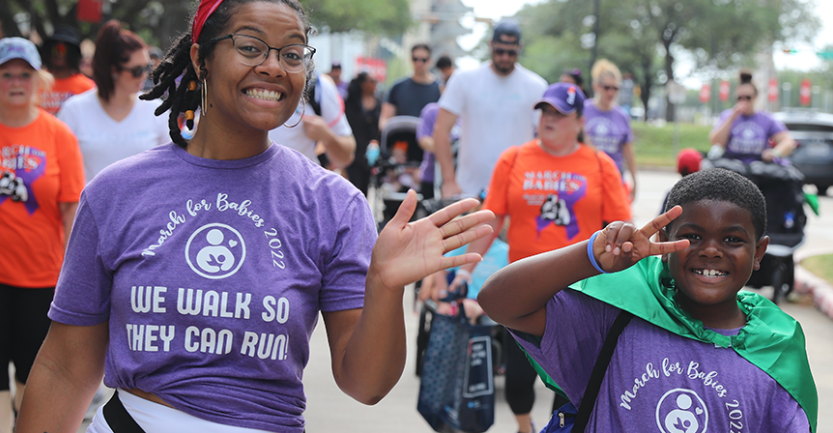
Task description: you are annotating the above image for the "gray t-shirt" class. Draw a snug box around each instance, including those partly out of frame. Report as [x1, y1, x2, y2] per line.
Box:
[385, 77, 441, 118]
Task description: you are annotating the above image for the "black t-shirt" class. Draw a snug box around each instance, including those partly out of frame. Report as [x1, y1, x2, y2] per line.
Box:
[385, 77, 441, 118]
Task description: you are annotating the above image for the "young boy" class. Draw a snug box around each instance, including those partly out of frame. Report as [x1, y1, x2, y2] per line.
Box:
[478, 168, 817, 432]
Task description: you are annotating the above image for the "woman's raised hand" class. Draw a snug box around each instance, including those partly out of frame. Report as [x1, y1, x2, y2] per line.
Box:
[369, 190, 495, 291]
[592, 206, 690, 274]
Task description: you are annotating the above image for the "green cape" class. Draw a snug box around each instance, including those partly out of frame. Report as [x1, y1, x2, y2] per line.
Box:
[527, 256, 818, 432]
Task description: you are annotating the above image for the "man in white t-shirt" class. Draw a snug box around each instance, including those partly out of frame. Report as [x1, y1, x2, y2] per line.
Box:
[269, 72, 355, 168]
[433, 20, 547, 197]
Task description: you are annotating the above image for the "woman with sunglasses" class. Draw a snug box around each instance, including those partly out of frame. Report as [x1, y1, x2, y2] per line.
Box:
[57, 20, 168, 183]
[16, 1, 493, 432]
[709, 70, 795, 163]
[0, 37, 85, 433]
[583, 59, 637, 203]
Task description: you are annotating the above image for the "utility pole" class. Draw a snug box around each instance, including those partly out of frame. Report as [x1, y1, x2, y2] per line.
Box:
[588, 0, 601, 97]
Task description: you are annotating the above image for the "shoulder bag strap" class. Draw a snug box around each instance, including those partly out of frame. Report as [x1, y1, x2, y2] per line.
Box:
[573, 309, 634, 432]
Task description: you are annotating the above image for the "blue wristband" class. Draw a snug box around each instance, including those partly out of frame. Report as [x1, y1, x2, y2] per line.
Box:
[587, 230, 608, 274]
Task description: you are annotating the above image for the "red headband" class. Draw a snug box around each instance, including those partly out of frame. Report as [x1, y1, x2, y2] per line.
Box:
[191, 0, 225, 44]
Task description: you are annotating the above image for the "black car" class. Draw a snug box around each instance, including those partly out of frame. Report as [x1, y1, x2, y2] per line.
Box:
[773, 110, 833, 195]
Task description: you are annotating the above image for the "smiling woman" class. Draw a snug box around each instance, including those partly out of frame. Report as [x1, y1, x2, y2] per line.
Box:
[15, 1, 495, 432]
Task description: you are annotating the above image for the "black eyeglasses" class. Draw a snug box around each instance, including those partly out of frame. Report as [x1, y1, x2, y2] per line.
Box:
[120, 63, 153, 78]
[412, 57, 429, 63]
[602, 85, 620, 92]
[210, 34, 315, 72]
[493, 48, 518, 57]
[737, 95, 753, 101]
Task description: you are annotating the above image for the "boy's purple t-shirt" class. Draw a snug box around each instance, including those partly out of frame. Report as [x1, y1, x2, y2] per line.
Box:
[49, 143, 377, 432]
[417, 102, 461, 183]
[511, 290, 809, 432]
[714, 109, 787, 162]
[582, 100, 633, 174]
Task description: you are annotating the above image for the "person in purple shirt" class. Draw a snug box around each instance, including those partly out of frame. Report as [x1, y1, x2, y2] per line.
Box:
[478, 169, 815, 432]
[15, 1, 495, 432]
[417, 102, 461, 199]
[583, 59, 637, 202]
[709, 70, 796, 163]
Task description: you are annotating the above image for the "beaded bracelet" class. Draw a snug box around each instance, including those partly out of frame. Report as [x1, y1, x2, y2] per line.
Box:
[456, 268, 473, 283]
[587, 230, 608, 274]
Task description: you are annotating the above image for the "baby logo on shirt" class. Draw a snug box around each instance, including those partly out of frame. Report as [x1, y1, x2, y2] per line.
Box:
[185, 223, 246, 279]
[655, 389, 708, 433]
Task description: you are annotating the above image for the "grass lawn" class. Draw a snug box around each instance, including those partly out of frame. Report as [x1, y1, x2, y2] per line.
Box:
[631, 122, 713, 168]
[801, 254, 833, 286]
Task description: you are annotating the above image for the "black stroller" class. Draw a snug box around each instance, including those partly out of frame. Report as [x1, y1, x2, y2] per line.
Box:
[701, 158, 807, 304]
[370, 115, 424, 228]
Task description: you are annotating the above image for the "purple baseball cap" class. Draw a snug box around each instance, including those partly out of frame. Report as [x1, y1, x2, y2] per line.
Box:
[0, 37, 42, 70]
[534, 82, 586, 115]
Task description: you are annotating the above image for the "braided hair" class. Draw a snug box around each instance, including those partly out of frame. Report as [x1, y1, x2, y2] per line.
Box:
[140, 0, 314, 148]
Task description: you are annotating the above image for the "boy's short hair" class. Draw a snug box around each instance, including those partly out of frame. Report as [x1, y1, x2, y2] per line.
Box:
[665, 168, 766, 240]
[435, 55, 453, 70]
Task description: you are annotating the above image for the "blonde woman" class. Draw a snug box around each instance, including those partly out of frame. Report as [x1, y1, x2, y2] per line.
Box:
[0, 37, 85, 433]
[584, 59, 637, 202]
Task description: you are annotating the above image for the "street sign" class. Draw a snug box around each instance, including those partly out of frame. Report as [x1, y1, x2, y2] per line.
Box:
[667, 80, 686, 105]
[719, 80, 730, 102]
[699, 83, 711, 103]
[77, 0, 102, 23]
[355, 57, 387, 83]
[768, 78, 779, 103]
[800, 78, 812, 106]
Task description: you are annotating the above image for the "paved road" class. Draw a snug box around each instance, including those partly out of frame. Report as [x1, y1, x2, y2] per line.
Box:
[77, 170, 832, 432]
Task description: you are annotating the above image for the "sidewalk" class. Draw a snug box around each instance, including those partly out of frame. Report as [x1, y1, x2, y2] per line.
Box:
[795, 250, 833, 321]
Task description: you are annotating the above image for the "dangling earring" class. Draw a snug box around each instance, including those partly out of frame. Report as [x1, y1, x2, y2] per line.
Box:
[201, 79, 208, 117]
[284, 98, 305, 128]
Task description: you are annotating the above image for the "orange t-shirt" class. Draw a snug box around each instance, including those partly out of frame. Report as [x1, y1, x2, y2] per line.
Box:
[40, 73, 96, 115]
[0, 110, 86, 287]
[483, 140, 631, 263]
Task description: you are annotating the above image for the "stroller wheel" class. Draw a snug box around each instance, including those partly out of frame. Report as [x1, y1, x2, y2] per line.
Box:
[770, 259, 792, 305]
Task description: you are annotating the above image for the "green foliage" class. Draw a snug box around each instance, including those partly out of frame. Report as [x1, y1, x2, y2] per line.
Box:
[299, 0, 412, 35]
[4, 0, 412, 49]
[513, 0, 819, 121]
[801, 254, 833, 286]
[632, 122, 712, 167]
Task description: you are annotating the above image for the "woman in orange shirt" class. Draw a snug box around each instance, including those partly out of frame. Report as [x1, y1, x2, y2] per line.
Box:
[447, 82, 631, 433]
[0, 37, 85, 432]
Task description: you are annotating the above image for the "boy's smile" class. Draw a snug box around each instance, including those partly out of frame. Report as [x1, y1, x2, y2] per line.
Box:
[663, 200, 769, 328]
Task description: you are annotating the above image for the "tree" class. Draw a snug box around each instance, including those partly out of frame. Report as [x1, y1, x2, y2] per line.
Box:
[299, 0, 412, 35]
[4, 0, 412, 50]
[514, 0, 820, 121]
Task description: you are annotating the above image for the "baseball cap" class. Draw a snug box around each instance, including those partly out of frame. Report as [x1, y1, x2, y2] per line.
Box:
[492, 19, 521, 44]
[0, 37, 42, 70]
[534, 82, 586, 115]
[677, 148, 702, 176]
[46, 25, 82, 47]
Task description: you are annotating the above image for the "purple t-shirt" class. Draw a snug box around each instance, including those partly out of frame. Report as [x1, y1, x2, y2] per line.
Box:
[49, 143, 377, 432]
[417, 103, 461, 183]
[511, 290, 809, 432]
[714, 110, 787, 162]
[583, 101, 633, 174]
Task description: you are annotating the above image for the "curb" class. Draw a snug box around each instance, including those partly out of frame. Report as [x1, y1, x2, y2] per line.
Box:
[794, 264, 833, 321]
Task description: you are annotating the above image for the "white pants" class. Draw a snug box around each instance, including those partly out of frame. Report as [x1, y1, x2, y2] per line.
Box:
[87, 389, 274, 433]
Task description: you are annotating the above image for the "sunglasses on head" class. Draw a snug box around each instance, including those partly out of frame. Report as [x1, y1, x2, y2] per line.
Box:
[737, 95, 753, 101]
[493, 48, 519, 57]
[412, 57, 429, 63]
[121, 63, 153, 78]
